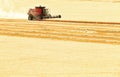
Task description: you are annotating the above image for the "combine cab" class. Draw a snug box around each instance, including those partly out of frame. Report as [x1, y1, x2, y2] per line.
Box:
[28, 5, 61, 20]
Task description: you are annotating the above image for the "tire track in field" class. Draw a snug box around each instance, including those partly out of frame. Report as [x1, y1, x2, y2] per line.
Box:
[0, 19, 120, 45]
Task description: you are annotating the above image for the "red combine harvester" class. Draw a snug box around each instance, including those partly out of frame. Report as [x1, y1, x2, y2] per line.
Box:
[28, 5, 61, 20]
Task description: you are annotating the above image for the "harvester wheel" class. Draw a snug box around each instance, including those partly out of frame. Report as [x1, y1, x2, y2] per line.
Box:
[28, 15, 33, 20]
[39, 15, 43, 19]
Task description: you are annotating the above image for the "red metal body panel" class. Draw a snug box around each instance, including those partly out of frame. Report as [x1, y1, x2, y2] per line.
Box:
[35, 8, 42, 14]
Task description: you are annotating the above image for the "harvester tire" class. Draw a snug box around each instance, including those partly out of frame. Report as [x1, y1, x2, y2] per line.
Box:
[39, 15, 43, 19]
[28, 15, 33, 20]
